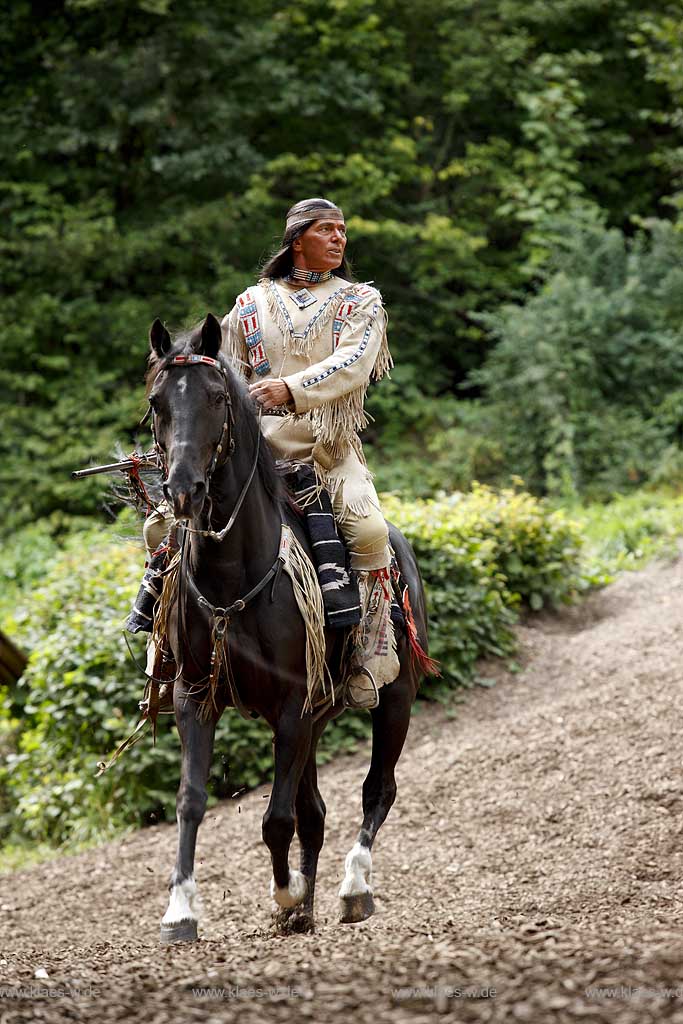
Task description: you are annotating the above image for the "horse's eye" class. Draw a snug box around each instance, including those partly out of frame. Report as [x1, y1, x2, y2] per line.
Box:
[213, 392, 225, 407]
[149, 395, 159, 412]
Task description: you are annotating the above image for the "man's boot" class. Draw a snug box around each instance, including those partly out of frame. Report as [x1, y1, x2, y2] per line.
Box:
[345, 568, 400, 710]
[126, 538, 173, 635]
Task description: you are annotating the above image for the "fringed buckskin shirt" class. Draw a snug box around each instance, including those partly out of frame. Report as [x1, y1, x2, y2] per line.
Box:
[221, 275, 392, 519]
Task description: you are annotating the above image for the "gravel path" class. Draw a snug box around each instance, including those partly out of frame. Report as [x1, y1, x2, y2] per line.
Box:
[2, 555, 683, 1022]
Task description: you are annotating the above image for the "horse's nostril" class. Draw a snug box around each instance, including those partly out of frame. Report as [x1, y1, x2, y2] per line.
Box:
[163, 476, 206, 518]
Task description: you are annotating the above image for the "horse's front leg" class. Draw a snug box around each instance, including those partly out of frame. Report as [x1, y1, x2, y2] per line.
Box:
[262, 701, 312, 930]
[160, 687, 217, 945]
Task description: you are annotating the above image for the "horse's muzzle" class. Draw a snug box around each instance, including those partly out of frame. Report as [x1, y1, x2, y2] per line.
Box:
[163, 476, 207, 520]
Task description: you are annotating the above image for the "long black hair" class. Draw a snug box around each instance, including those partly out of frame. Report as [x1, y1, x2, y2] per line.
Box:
[259, 198, 354, 281]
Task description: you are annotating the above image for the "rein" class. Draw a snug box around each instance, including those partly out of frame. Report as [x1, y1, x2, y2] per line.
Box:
[184, 548, 284, 721]
[183, 411, 263, 542]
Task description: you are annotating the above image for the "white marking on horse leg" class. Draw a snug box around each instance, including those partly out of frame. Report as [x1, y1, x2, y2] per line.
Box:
[338, 841, 373, 898]
[270, 868, 307, 909]
[162, 876, 201, 924]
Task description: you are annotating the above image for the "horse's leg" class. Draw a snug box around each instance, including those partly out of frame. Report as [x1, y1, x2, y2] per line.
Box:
[160, 690, 217, 945]
[339, 670, 414, 923]
[275, 723, 327, 934]
[262, 702, 312, 928]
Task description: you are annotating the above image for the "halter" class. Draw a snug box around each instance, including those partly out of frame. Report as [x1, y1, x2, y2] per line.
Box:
[150, 353, 264, 542]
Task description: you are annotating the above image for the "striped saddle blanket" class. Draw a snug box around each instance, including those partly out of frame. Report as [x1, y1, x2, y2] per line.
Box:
[283, 464, 404, 632]
[283, 463, 361, 629]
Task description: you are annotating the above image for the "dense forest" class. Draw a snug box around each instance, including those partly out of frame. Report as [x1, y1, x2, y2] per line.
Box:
[2, 0, 683, 529]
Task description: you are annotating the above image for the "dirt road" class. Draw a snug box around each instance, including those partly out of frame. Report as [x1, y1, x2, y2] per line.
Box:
[2, 555, 683, 1023]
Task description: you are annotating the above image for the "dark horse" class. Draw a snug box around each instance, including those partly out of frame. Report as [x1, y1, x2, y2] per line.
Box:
[146, 313, 430, 943]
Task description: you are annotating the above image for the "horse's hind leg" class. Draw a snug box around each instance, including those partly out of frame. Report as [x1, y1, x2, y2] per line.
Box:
[339, 671, 414, 923]
[263, 701, 312, 929]
[160, 690, 217, 945]
[276, 724, 327, 934]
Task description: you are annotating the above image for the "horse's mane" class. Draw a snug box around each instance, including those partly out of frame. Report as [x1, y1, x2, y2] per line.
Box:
[145, 325, 283, 503]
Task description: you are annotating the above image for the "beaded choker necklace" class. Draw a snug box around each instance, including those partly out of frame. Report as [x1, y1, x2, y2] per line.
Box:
[284, 267, 334, 285]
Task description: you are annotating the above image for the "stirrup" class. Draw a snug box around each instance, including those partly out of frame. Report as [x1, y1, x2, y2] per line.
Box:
[344, 667, 379, 710]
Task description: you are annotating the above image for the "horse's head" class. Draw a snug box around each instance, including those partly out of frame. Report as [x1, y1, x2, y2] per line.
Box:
[147, 314, 233, 521]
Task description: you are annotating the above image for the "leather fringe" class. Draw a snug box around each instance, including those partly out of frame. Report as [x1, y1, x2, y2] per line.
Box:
[152, 552, 181, 651]
[306, 301, 392, 459]
[280, 526, 330, 713]
[265, 281, 350, 357]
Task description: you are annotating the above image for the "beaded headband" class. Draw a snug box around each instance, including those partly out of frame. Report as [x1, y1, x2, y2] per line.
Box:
[285, 204, 344, 235]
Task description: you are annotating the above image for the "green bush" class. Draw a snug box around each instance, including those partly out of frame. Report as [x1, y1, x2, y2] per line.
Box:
[1, 485, 587, 851]
[471, 217, 683, 500]
[0, 525, 282, 847]
[383, 484, 587, 688]
[369, 395, 507, 498]
[570, 489, 683, 576]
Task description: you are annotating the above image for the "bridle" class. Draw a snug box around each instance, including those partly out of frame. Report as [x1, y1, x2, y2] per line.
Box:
[143, 350, 281, 723]
[150, 353, 262, 542]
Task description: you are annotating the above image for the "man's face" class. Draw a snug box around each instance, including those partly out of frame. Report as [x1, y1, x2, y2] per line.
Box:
[292, 217, 347, 271]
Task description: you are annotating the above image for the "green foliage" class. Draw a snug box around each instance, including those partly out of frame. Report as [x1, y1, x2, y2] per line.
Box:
[0, 484, 585, 850]
[569, 489, 683, 576]
[384, 492, 518, 695]
[370, 395, 506, 497]
[629, 8, 683, 210]
[2, 0, 683, 526]
[383, 485, 587, 683]
[471, 217, 683, 499]
[0, 513, 120, 623]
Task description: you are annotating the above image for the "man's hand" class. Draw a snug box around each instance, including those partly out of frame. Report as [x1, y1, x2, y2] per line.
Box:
[248, 378, 292, 411]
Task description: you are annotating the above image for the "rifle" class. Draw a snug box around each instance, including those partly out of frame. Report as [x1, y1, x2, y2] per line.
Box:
[71, 453, 159, 480]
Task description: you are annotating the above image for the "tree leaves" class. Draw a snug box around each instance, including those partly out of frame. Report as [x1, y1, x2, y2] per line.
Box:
[1, 0, 682, 525]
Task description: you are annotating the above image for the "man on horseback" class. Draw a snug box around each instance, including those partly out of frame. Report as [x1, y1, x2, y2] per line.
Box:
[220, 197, 399, 709]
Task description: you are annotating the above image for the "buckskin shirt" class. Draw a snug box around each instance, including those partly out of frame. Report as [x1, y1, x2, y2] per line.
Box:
[221, 274, 393, 571]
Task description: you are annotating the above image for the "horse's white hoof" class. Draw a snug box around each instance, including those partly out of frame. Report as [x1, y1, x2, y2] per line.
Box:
[270, 868, 308, 909]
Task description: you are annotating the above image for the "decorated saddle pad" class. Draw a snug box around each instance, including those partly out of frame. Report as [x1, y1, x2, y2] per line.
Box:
[282, 463, 406, 632]
[283, 463, 361, 628]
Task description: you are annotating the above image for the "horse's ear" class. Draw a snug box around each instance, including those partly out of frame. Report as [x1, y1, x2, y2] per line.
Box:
[150, 318, 172, 358]
[200, 313, 222, 360]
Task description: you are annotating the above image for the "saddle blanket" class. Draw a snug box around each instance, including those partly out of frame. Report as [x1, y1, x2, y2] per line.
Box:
[282, 463, 361, 628]
[283, 463, 404, 631]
